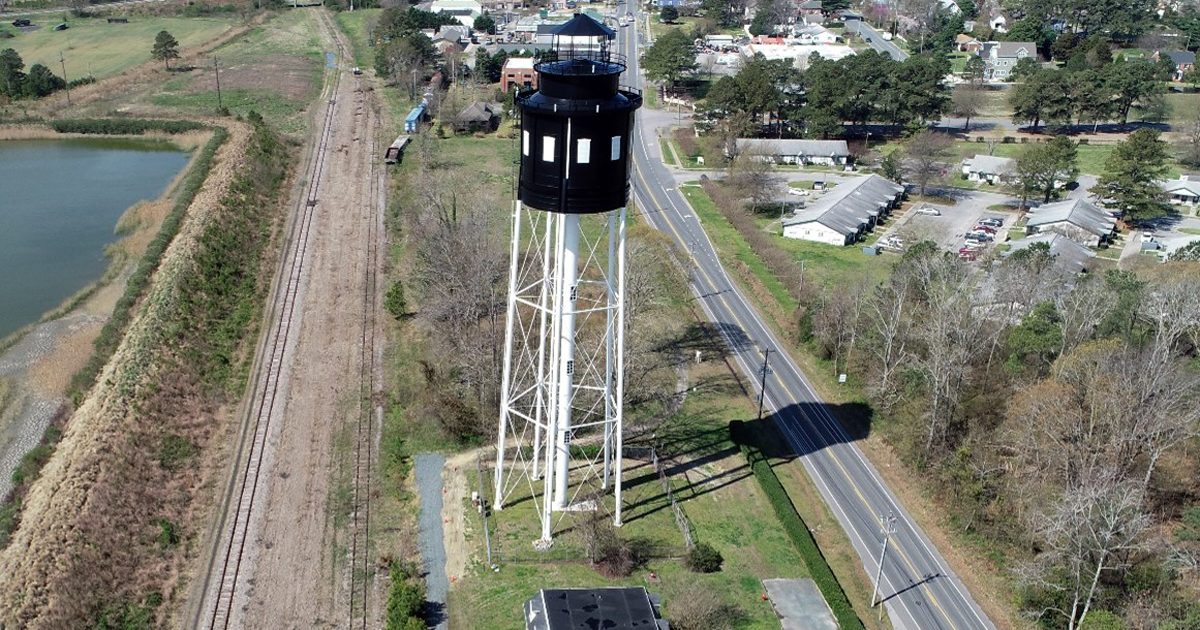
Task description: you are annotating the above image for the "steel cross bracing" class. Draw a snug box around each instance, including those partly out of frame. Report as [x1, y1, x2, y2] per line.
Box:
[494, 202, 628, 546]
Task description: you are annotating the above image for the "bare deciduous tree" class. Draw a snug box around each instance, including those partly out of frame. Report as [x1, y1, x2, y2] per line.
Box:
[1018, 474, 1151, 630]
[902, 130, 954, 197]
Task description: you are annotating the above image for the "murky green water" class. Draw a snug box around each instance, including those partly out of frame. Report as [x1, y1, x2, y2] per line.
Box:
[0, 138, 190, 339]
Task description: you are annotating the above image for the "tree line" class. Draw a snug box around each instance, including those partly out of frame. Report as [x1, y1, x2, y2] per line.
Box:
[0, 48, 70, 99]
[799, 241, 1200, 630]
[1009, 54, 1172, 131]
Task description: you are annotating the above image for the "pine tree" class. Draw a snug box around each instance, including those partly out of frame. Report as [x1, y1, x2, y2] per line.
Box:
[152, 30, 181, 70]
[1090, 129, 1171, 223]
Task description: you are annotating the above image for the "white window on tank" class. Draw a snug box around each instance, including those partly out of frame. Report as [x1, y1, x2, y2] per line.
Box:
[542, 135, 556, 162]
[610, 135, 621, 161]
[577, 138, 591, 164]
[522, 130, 529, 156]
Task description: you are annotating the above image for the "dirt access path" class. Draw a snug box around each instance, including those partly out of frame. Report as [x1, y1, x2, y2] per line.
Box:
[185, 9, 384, 630]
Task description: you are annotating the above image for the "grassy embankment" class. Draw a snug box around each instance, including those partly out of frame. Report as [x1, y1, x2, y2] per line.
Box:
[0, 16, 235, 81]
[0, 119, 221, 551]
[148, 9, 323, 135]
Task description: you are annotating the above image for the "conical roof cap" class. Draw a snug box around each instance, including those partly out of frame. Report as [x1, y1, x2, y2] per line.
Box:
[552, 12, 615, 39]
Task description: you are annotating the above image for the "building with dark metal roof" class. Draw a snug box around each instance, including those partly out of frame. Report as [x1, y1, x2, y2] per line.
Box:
[524, 587, 668, 630]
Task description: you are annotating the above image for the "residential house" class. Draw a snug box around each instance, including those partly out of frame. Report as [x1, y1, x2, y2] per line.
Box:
[961, 154, 1015, 184]
[429, 0, 482, 28]
[500, 56, 537, 91]
[782, 175, 905, 245]
[989, 13, 1007, 33]
[453, 101, 499, 132]
[524, 588, 668, 630]
[793, 24, 838, 44]
[1025, 199, 1117, 247]
[1005, 233, 1096, 273]
[980, 41, 1036, 81]
[797, 0, 823, 23]
[1161, 176, 1200, 206]
[734, 138, 851, 166]
[955, 33, 982, 53]
[1154, 50, 1196, 81]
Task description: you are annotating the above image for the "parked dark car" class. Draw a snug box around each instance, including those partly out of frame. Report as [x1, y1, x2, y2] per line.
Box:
[54, 23, 69, 31]
[12, 19, 32, 27]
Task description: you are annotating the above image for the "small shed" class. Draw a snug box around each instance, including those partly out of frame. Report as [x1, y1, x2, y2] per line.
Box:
[384, 135, 410, 164]
[453, 101, 498, 132]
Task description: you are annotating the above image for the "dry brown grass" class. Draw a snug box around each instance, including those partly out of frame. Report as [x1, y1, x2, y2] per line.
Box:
[0, 120, 263, 628]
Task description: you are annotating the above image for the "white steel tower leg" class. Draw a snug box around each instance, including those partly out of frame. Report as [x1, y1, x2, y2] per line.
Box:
[614, 207, 627, 527]
[540, 213, 568, 543]
[603, 211, 616, 490]
[494, 200, 523, 510]
[532, 213, 554, 482]
[551, 213, 580, 511]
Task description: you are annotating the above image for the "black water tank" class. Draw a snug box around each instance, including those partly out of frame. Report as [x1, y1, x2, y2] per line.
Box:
[516, 14, 643, 214]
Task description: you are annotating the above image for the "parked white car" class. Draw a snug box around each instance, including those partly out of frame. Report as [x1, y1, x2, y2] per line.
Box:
[916, 205, 941, 216]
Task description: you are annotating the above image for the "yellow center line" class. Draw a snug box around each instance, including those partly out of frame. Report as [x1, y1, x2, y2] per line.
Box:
[631, 162, 961, 629]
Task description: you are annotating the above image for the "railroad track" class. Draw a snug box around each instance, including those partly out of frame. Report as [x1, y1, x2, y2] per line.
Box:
[348, 71, 383, 630]
[194, 9, 359, 629]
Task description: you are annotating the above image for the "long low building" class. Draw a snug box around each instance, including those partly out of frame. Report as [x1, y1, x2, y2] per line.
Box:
[782, 174, 905, 245]
[735, 138, 851, 166]
[1025, 198, 1116, 247]
[1005, 232, 1096, 273]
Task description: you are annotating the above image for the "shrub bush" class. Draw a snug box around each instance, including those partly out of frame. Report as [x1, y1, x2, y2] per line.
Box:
[685, 542, 724, 573]
[730, 421, 866, 630]
[50, 118, 205, 135]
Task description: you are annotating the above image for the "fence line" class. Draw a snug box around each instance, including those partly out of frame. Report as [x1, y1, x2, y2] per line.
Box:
[651, 447, 695, 549]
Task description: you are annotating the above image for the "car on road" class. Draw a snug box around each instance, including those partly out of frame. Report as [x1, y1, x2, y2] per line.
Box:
[979, 217, 1003, 228]
[916, 205, 941, 216]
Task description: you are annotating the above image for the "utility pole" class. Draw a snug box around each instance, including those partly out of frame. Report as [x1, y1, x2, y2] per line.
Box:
[756, 349, 771, 421]
[871, 511, 898, 610]
[59, 51, 70, 106]
[213, 57, 223, 111]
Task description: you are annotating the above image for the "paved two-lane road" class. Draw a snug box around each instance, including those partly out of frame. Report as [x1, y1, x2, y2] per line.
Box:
[618, 6, 993, 630]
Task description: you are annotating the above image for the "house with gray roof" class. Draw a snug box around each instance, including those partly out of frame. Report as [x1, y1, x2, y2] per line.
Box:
[1161, 176, 1200, 207]
[961, 154, 1015, 184]
[1155, 50, 1196, 81]
[734, 138, 851, 166]
[782, 174, 905, 245]
[1025, 199, 1116, 247]
[980, 41, 1036, 81]
[1005, 232, 1096, 274]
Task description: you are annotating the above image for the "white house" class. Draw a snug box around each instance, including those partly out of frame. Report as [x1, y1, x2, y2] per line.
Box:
[989, 14, 1008, 33]
[961, 154, 1015, 184]
[734, 138, 851, 166]
[1025, 199, 1117, 247]
[1161, 176, 1200, 207]
[792, 24, 838, 44]
[782, 175, 905, 245]
[430, 0, 483, 28]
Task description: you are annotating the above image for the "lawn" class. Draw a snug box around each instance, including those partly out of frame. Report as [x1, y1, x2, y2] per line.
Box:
[1165, 92, 1200, 124]
[335, 8, 380, 70]
[956, 140, 1113, 175]
[148, 10, 323, 135]
[680, 182, 798, 312]
[2, 15, 235, 80]
[448, 357, 836, 630]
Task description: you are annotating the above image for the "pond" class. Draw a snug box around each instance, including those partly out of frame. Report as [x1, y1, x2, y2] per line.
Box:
[0, 138, 191, 340]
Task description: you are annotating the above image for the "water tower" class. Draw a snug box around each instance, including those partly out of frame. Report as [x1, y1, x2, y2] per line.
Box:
[493, 13, 642, 548]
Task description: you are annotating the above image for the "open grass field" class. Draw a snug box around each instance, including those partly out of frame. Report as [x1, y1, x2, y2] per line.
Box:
[334, 8, 378, 70]
[147, 10, 322, 135]
[1165, 92, 1200, 124]
[1, 16, 235, 81]
[449, 357, 819, 630]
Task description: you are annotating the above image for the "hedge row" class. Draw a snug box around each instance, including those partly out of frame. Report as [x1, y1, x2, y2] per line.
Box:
[50, 118, 206, 135]
[68, 125, 228, 403]
[730, 420, 867, 630]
